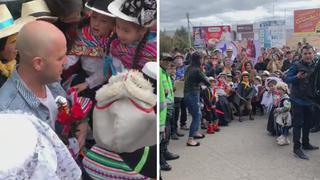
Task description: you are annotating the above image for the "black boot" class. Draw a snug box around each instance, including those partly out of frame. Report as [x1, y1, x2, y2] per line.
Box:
[160, 153, 172, 171]
[293, 149, 309, 160]
[310, 126, 320, 133]
[164, 151, 180, 161]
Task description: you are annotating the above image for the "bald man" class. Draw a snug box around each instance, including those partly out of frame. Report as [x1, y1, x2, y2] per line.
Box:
[0, 21, 88, 149]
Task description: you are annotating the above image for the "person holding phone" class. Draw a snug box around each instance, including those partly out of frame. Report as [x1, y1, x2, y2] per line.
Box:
[284, 45, 318, 160]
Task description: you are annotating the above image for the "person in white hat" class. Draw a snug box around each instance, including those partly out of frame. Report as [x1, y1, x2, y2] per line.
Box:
[142, 61, 157, 93]
[0, 112, 81, 179]
[108, 0, 157, 72]
[274, 82, 291, 146]
[0, 4, 35, 87]
[64, 0, 116, 96]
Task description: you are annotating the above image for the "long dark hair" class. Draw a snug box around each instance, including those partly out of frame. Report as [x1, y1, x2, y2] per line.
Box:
[132, 29, 150, 70]
[190, 52, 202, 67]
[0, 37, 7, 52]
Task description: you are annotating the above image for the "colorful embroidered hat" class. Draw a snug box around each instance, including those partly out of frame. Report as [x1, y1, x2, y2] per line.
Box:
[108, 0, 156, 27]
[0, 4, 35, 39]
[85, 0, 115, 17]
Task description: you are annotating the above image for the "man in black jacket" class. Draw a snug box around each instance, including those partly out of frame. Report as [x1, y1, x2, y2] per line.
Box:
[284, 45, 319, 160]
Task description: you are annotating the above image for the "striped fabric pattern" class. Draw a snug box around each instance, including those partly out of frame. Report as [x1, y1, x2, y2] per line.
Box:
[110, 32, 156, 71]
[69, 26, 109, 57]
[83, 146, 150, 180]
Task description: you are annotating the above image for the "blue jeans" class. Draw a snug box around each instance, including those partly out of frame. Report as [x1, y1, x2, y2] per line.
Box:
[184, 91, 201, 138]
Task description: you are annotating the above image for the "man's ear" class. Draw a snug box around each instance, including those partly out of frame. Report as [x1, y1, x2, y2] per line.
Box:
[32, 57, 44, 71]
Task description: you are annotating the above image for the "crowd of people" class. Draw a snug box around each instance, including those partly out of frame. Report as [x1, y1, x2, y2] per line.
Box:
[0, 0, 157, 179]
[160, 42, 320, 171]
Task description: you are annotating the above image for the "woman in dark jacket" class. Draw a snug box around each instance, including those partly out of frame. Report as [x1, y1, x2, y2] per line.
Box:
[184, 52, 211, 146]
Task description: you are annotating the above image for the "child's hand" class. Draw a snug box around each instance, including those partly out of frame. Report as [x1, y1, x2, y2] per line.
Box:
[72, 82, 88, 93]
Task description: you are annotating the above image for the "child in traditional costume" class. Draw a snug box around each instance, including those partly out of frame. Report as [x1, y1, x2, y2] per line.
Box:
[64, 0, 116, 98]
[274, 82, 291, 145]
[0, 4, 35, 87]
[107, 0, 157, 73]
[201, 77, 220, 134]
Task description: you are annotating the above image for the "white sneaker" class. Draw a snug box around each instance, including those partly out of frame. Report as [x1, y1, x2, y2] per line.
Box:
[276, 135, 284, 143]
[285, 137, 290, 144]
[277, 135, 286, 145]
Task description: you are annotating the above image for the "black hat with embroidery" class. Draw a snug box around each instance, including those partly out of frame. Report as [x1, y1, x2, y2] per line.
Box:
[108, 0, 156, 27]
[85, 0, 115, 17]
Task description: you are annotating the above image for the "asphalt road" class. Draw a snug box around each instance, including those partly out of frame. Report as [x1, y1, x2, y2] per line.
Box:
[161, 115, 320, 180]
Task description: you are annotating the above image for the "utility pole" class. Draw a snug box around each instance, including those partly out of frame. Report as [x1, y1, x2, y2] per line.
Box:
[186, 12, 192, 48]
[272, 0, 275, 18]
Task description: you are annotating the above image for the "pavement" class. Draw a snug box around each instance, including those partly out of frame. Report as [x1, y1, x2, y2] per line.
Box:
[161, 115, 320, 180]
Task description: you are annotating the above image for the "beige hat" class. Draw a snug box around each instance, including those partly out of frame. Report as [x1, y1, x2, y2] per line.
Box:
[242, 71, 250, 77]
[276, 82, 289, 92]
[0, 4, 36, 39]
[255, 76, 262, 82]
[21, 0, 58, 22]
[208, 76, 215, 81]
[262, 70, 270, 76]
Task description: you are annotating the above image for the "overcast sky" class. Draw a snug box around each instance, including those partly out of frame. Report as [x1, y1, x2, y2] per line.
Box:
[160, 0, 320, 30]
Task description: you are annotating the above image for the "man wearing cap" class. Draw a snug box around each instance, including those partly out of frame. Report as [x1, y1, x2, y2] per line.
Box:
[284, 45, 319, 160]
[160, 53, 179, 171]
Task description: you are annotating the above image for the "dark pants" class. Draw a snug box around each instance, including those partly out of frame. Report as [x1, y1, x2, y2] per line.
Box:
[180, 98, 188, 127]
[160, 106, 173, 165]
[252, 101, 264, 115]
[174, 97, 187, 128]
[292, 102, 315, 150]
[203, 109, 218, 123]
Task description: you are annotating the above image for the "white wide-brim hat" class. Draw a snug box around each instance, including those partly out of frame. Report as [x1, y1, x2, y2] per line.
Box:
[108, 0, 156, 27]
[21, 0, 58, 22]
[85, 0, 115, 17]
[0, 4, 35, 39]
[108, 0, 139, 24]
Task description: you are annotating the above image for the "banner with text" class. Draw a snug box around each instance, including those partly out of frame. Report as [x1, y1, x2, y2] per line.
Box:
[193, 26, 231, 48]
[259, 20, 286, 48]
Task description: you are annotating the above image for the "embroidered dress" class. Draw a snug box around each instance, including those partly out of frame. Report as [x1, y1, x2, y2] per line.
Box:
[0, 113, 81, 180]
[65, 26, 110, 89]
[110, 31, 156, 72]
[83, 145, 150, 180]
